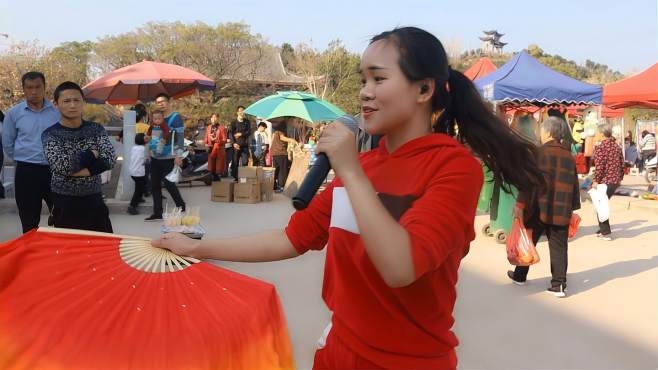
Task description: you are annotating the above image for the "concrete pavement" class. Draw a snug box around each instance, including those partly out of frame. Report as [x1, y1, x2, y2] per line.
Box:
[1, 185, 656, 369]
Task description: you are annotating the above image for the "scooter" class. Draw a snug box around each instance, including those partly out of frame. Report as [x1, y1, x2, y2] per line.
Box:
[645, 154, 657, 183]
[179, 147, 212, 186]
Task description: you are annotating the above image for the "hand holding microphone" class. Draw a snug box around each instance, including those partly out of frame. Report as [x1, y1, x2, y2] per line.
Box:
[315, 120, 361, 177]
[292, 115, 360, 210]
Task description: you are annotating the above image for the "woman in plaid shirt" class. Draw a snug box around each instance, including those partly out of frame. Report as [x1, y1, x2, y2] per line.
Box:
[509, 117, 580, 297]
[592, 125, 624, 240]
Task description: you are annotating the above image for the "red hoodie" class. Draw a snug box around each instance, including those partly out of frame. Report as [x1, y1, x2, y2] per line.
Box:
[286, 134, 483, 369]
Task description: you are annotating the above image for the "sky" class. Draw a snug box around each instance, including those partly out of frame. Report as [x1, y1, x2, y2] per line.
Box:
[0, 0, 656, 74]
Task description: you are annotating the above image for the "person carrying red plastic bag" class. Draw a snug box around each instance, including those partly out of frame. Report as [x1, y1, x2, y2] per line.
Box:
[507, 117, 581, 298]
[506, 218, 540, 266]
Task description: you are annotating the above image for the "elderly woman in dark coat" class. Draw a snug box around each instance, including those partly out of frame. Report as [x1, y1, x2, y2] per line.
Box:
[508, 117, 581, 298]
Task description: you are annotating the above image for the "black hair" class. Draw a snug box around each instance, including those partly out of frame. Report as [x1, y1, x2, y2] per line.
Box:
[237, 105, 246, 111]
[155, 93, 171, 101]
[0, 110, 4, 123]
[132, 103, 148, 122]
[21, 71, 46, 87]
[134, 133, 146, 145]
[53, 81, 84, 102]
[370, 27, 544, 194]
[547, 107, 565, 119]
[258, 122, 267, 129]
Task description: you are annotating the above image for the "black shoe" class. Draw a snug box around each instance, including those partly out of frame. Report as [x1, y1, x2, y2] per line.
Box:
[138, 198, 146, 204]
[507, 271, 526, 286]
[181, 204, 186, 212]
[547, 284, 567, 298]
[47, 214, 54, 226]
[144, 214, 163, 222]
[274, 188, 284, 194]
[144, 192, 151, 198]
[212, 174, 220, 181]
[127, 206, 139, 215]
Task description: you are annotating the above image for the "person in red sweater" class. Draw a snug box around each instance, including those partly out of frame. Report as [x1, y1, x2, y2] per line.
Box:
[205, 113, 227, 181]
[153, 27, 543, 369]
[592, 125, 624, 240]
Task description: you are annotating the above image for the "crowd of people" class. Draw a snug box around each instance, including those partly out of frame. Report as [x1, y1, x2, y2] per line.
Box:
[0, 25, 655, 369]
[0, 71, 306, 232]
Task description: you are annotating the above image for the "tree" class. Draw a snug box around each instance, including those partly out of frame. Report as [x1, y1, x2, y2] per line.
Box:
[288, 40, 361, 114]
[280, 43, 294, 70]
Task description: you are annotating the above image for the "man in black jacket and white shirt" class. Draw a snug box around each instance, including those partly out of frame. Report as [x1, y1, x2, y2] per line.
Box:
[42, 82, 116, 232]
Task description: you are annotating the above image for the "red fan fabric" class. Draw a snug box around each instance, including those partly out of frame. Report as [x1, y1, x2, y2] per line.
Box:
[0, 230, 294, 370]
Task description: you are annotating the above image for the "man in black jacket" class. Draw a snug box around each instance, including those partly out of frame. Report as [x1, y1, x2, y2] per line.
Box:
[229, 105, 251, 181]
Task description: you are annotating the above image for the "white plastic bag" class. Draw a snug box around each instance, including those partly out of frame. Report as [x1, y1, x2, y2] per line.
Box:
[588, 184, 609, 222]
[165, 165, 181, 183]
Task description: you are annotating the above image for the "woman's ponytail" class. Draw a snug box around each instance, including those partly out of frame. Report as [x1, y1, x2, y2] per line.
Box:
[436, 68, 545, 194]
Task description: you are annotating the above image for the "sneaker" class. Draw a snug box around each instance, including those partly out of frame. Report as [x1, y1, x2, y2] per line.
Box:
[507, 271, 526, 286]
[595, 229, 601, 236]
[127, 206, 139, 215]
[547, 285, 567, 298]
[144, 214, 163, 222]
[598, 234, 613, 241]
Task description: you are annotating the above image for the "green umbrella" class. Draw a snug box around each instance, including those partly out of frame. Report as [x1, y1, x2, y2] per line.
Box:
[244, 91, 345, 122]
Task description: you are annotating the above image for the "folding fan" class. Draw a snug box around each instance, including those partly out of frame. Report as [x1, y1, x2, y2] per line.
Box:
[0, 228, 294, 370]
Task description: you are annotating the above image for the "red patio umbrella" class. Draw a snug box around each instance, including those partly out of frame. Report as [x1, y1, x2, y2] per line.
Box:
[83, 61, 216, 105]
[0, 228, 294, 370]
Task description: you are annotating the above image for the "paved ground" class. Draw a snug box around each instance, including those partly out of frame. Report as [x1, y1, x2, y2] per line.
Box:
[1, 183, 656, 369]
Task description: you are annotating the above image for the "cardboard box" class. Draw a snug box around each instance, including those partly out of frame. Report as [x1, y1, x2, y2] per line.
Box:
[238, 166, 263, 183]
[211, 181, 234, 202]
[260, 178, 275, 202]
[261, 167, 275, 182]
[234, 183, 261, 204]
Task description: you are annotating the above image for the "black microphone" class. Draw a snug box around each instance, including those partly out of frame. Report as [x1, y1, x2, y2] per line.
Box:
[292, 115, 360, 210]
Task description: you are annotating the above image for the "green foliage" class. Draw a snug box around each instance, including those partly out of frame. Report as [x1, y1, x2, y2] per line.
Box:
[287, 40, 361, 114]
[280, 43, 295, 70]
[1, 22, 627, 123]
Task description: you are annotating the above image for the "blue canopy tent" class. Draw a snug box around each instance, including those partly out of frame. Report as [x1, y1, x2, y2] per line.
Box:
[475, 51, 602, 105]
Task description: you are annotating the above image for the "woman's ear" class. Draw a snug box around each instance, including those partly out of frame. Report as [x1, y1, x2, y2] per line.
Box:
[417, 79, 435, 104]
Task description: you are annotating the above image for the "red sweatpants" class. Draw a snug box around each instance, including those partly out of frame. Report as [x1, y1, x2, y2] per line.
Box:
[313, 331, 457, 370]
[208, 144, 225, 175]
[313, 332, 380, 370]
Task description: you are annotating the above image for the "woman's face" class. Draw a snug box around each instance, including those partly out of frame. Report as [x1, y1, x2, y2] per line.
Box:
[359, 40, 421, 135]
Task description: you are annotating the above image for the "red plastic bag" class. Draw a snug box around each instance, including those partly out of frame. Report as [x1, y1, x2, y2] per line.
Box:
[568, 213, 581, 239]
[265, 150, 272, 167]
[575, 153, 588, 174]
[506, 219, 540, 266]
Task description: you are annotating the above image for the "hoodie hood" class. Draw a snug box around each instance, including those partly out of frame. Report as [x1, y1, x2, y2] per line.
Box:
[378, 133, 464, 158]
